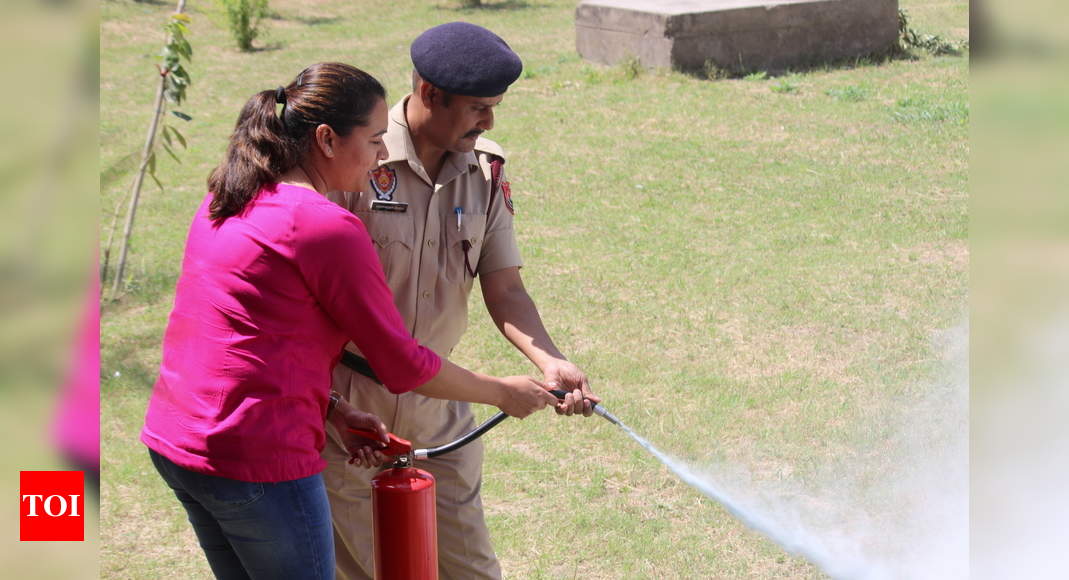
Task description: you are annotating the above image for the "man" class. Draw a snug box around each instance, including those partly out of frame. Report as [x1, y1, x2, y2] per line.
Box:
[322, 22, 599, 580]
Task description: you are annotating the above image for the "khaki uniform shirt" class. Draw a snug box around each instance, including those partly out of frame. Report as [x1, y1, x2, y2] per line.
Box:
[329, 96, 522, 357]
[325, 98, 517, 580]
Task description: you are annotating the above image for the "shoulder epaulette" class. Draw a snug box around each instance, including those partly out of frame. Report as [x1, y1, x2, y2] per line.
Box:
[474, 136, 506, 162]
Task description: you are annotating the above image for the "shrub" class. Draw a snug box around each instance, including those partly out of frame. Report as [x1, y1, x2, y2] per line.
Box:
[771, 78, 799, 94]
[218, 0, 268, 52]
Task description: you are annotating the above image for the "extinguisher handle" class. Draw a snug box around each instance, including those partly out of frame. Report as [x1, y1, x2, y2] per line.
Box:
[347, 429, 413, 456]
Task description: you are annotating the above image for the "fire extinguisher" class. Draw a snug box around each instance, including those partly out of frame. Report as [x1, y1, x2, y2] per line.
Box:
[350, 390, 621, 580]
[365, 432, 437, 580]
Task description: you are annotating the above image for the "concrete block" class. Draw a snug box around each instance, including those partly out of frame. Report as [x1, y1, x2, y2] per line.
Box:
[576, 0, 900, 74]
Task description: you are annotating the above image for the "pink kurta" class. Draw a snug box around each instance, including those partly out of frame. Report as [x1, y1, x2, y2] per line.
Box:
[142, 183, 441, 482]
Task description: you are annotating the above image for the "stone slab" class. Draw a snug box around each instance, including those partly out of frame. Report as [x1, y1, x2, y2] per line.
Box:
[576, 0, 900, 74]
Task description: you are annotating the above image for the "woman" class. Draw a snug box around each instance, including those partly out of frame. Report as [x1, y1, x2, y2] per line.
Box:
[141, 63, 558, 580]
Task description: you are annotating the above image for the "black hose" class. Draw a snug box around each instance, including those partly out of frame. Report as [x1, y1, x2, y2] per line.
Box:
[417, 389, 577, 458]
[419, 411, 510, 458]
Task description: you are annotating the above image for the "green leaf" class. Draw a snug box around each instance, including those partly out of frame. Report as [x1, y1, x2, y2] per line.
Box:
[162, 125, 185, 149]
[168, 126, 187, 148]
[172, 111, 192, 121]
[176, 38, 193, 61]
[163, 86, 180, 105]
[147, 151, 156, 176]
[150, 171, 164, 192]
[172, 66, 190, 83]
[161, 141, 181, 164]
[164, 75, 187, 104]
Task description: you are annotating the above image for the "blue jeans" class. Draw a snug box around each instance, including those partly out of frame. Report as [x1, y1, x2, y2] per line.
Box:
[149, 449, 334, 580]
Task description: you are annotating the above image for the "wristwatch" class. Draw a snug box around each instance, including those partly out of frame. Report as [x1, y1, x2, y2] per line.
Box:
[327, 390, 342, 419]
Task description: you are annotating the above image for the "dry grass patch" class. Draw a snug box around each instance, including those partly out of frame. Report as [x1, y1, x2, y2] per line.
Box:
[717, 320, 861, 384]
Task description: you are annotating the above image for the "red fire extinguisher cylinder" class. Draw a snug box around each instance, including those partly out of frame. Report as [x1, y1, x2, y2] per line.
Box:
[371, 465, 438, 580]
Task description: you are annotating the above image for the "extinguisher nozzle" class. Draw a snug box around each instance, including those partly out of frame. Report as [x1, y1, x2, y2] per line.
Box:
[592, 405, 622, 426]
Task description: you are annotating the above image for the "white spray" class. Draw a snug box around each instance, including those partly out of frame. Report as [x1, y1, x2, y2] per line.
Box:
[601, 324, 968, 579]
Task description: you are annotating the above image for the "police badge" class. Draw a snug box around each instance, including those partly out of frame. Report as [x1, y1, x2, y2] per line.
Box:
[370, 166, 397, 201]
[501, 179, 514, 215]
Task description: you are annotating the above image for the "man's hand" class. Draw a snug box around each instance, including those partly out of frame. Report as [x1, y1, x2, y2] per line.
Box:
[329, 399, 391, 468]
[542, 359, 599, 417]
[479, 268, 599, 417]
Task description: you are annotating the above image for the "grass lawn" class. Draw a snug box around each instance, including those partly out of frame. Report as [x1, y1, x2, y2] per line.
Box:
[100, 0, 968, 577]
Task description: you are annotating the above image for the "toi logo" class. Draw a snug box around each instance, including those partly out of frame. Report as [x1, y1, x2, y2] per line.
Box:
[20, 471, 85, 541]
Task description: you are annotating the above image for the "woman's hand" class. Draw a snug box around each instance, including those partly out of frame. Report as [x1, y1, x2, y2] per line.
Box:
[495, 376, 558, 418]
[329, 398, 391, 468]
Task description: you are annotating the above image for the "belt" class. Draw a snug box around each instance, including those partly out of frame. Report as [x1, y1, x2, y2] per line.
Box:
[338, 350, 382, 384]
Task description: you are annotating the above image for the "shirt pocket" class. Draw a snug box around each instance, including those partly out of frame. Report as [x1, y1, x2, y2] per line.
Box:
[354, 211, 415, 288]
[444, 212, 487, 285]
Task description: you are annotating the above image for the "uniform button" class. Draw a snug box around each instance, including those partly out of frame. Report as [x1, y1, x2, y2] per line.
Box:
[422, 290, 431, 299]
[427, 239, 436, 247]
[471, 237, 479, 244]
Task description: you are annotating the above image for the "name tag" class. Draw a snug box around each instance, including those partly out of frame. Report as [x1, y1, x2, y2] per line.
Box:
[371, 200, 408, 213]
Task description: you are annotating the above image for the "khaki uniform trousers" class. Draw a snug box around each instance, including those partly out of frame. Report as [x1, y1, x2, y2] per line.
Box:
[323, 366, 502, 580]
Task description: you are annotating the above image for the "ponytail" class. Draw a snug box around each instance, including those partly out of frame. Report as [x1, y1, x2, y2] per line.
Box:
[207, 90, 303, 221]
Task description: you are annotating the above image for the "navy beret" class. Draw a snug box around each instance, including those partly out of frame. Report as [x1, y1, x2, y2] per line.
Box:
[411, 22, 523, 98]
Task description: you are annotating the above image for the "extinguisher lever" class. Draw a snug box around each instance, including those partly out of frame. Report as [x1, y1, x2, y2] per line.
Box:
[346, 429, 413, 456]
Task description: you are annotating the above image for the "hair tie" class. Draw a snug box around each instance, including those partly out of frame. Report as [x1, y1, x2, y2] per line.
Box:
[274, 86, 287, 105]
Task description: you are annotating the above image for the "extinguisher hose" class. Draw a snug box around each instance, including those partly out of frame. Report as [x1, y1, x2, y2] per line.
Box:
[414, 389, 619, 459]
[415, 411, 510, 459]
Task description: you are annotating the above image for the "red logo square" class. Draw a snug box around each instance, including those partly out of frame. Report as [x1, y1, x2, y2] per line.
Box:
[20, 471, 85, 541]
